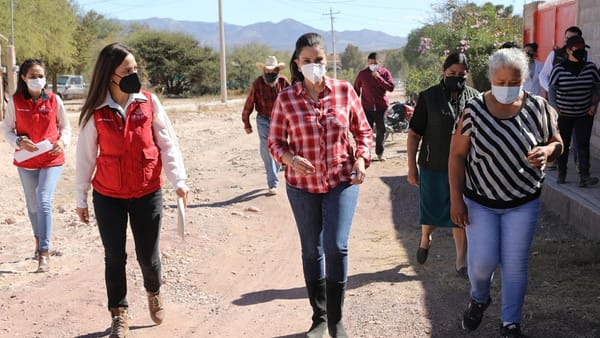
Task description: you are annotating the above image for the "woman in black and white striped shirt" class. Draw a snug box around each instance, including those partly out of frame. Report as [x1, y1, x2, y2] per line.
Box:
[448, 48, 563, 338]
[548, 35, 600, 187]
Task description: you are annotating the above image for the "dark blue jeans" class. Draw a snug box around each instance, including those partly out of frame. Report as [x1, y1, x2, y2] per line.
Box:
[286, 182, 359, 283]
[365, 110, 386, 156]
[93, 189, 163, 308]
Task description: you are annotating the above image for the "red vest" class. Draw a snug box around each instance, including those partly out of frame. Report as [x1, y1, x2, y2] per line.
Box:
[92, 91, 163, 199]
[13, 91, 65, 169]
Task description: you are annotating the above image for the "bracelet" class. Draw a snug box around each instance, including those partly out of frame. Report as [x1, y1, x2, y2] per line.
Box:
[291, 155, 298, 167]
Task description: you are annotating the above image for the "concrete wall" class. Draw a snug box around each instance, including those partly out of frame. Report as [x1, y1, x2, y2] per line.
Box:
[577, 0, 600, 158]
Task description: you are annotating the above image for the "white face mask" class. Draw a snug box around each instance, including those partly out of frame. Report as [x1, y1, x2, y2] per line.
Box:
[27, 78, 46, 92]
[491, 85, 522, 104]
[300, 63, 326, 84]
[369, 64, 379, 71]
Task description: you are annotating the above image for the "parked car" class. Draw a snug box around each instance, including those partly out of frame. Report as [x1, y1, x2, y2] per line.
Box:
[50, 75, 87, 100]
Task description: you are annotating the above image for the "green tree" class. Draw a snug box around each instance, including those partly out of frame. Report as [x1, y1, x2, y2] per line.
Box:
[384, 49, 404, 79]
[0, 0, 78, 76]
[127, 29, 219, 96]
[72, 10, 122, 78]
[403, 1, 523, 96]
[227, 43, 274, 92]
[340, 44, 363, 73]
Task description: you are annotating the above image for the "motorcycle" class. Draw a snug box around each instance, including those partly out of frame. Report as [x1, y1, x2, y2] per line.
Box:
[383, 101, 414, 141]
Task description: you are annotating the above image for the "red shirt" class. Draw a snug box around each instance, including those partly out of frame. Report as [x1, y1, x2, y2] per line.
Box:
[242, 75, 290, 128]
[353, 66, 395, 112]
[13, 91, 65, 169]
[268, 77, 372, 193]
[92, 90, 162, 199]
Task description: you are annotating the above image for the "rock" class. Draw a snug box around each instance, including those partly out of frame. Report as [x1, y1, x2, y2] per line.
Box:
[245, 206, 260, 213]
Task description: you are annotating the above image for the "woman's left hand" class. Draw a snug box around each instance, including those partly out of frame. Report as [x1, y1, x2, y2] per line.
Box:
[527, 146, 548, 169]
[350, 157, 366, 184]
[176, 187, 189, 207]
[50, 140, 65, 155]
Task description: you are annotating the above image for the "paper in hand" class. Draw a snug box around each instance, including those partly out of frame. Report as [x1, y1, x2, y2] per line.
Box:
[14, 139, 53, 162]
[177, 197, 185, 239]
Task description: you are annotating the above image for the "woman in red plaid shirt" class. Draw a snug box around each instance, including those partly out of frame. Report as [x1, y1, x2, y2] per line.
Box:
[268, 32, 372, 338]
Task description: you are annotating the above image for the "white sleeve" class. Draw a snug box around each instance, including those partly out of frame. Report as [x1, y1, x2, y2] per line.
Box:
[0, 97, 19, 147]
[150, 94, 188, 191]
[539, 51, 554, 92]
[55, 96, 72, 148]
[75, 119, 98, 209]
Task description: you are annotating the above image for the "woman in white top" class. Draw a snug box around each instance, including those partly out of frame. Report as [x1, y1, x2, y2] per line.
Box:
[522, 43, 543, 96]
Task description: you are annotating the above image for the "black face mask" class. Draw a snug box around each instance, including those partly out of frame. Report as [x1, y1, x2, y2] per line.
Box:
[526, 53, 535, 61]
[116, 72, 142, 94]
[444, 76, 466, 92]
[263, 72, 279, 84]
[572, 49, 587, 63]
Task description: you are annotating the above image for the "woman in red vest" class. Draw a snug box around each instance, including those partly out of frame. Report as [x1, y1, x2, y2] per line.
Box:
[1, 59, 71, 273]
[75, 43, 188, 338]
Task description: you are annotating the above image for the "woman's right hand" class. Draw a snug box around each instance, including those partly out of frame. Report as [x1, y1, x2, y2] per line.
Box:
[450, 200, 469, 228]
[407, 165, 419, 186]
[19, 138, 38, 152]
[77, 207, 90, 224]
[291, 155, 315, 175]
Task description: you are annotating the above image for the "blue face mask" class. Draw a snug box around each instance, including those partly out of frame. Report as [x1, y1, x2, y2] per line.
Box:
[491, 85, 522, 104]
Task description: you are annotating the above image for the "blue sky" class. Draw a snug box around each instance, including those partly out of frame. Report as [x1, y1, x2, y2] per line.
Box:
[75, 0, 525, 37]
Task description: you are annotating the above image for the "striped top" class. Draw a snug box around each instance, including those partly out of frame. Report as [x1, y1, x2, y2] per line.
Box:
[459, 92, 558, 208]
[548, 61, 600, 117]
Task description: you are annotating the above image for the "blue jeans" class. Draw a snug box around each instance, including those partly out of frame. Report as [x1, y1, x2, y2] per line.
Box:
[464, 197, 540, 324]
[257, 115, 280, 188]
[17, 166, 63, 252]
[286, 182, 359, 283]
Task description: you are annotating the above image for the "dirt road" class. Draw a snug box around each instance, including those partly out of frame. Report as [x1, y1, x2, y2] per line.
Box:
[0, 95, 598, 338]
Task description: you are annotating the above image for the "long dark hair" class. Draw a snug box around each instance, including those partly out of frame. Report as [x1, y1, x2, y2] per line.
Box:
[15, 59, 45, 96]
[290, 33, 326, 83]
[79, 42, 134, 127]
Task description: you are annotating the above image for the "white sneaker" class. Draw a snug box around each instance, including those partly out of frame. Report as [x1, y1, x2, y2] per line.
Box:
[267, 187, 278, 196]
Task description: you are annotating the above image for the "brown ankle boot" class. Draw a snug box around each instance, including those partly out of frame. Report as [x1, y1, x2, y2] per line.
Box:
[147, 290, 165, 324]
[109, 307, 129, 338]
[36, 251, 49, 273]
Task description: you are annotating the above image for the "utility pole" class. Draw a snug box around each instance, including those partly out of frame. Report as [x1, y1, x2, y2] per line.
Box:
[10, 0, 15, 45]
[218, 0, 227, 103]
[324, 8, 339, 79]
[0, 33, 7, 119]
[6, 0, 17, 98]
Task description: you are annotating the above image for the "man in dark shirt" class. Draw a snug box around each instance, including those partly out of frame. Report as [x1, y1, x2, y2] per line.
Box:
[242, 56, 290, 195]
[354, 52, 395, 161]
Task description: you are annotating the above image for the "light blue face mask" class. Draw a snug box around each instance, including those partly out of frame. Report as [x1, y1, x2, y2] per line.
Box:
[491, 85, 522, 104]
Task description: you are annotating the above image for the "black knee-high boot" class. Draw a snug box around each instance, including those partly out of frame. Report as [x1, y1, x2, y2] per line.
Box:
[326, 280, 347, 338]
[306, 279, 327, 338]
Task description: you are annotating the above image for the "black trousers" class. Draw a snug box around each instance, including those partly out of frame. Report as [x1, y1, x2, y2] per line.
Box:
[365, 110, 386, 156]
[93, 189, 163, 309]
[557, 114, 594, 177]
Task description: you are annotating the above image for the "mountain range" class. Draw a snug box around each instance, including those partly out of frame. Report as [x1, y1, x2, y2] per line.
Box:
[119, 18, 407, 52]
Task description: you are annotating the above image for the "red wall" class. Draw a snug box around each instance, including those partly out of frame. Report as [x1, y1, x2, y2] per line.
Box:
[533, 1, 576, 63]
